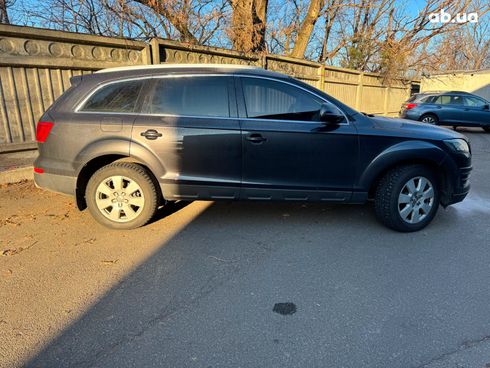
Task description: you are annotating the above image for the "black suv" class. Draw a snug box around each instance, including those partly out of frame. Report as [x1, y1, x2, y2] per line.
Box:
[34, 65, 471, 232]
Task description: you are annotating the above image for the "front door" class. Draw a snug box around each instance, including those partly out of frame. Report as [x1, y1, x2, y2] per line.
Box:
[463, 95, 490, 127]
[237, 77, 358, 201]
[131, 75, 241, 200]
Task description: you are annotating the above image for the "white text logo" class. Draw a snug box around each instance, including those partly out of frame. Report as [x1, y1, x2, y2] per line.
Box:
[428, 9, 478, 23]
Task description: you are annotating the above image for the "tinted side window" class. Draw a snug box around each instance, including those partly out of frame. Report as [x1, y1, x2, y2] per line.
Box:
[149, 77, 230, 117]
[242, 78, 323, 121]
[433, 95, 452, 105]
[81, 80, 144, 112]
[465, 96, 487, 107]
[420, 95, 434, 103]
[451, 95, 464, 105]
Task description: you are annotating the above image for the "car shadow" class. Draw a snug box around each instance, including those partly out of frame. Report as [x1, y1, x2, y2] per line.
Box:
[148, 200, 193, 224]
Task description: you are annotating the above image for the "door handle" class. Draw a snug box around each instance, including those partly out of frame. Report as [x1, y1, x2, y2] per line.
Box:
[140, 129, 162, 140]
[246, 133, 267, 144]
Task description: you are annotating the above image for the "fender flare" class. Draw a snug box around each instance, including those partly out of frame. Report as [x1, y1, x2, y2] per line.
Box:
[74, 138, 131, 176]
[357, 140, 449, 191]
[74, 139, 166, 179]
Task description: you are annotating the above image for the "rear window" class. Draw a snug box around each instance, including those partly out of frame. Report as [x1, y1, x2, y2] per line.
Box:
[432, 95, 452, 105]
[420, 95, 435, 103]
[148, 77, 230, 117]
[406, 95, 419, 103]
[80, 80, 144, 113]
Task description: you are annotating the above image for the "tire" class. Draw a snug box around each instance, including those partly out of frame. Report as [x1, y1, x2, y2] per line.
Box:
[86, 162, 158, 229]
[419, 114, 438, 125]
[374, 165, 440, 232]
[483, 126, 490, 133]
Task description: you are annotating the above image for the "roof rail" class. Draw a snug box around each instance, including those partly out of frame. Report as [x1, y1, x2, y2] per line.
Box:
[95, 63, 260, 74]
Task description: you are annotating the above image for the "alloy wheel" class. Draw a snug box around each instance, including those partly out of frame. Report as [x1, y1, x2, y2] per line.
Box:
[95, 175, 145, 222]
[397, 176, 434, 224]
[421, 116, 436, 124]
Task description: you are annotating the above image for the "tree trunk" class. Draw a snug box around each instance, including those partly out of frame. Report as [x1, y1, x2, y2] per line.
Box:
[231, 0, 253, 51]
[0, 0, 10, 24]
[290, 0, 324, 59]
[231, 0, 268, 52]
[252, 0, 268, 52]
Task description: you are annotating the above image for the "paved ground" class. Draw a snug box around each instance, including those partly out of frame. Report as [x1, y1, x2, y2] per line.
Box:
[0, 150, 37, 172]
[1, 129, 490, 368]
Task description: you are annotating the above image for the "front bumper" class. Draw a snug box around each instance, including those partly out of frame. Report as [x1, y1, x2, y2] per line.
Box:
[442, 165, 471, 206]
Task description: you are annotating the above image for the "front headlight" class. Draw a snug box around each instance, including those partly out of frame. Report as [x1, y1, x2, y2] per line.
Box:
[444, 139, 470, 154]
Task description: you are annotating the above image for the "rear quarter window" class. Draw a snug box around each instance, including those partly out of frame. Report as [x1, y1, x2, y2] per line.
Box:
[80, 80, 144, 113]
[148, 77, 230, 117]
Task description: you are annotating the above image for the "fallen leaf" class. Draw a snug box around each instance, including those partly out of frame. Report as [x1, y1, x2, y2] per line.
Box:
[101, 259, 119, 265]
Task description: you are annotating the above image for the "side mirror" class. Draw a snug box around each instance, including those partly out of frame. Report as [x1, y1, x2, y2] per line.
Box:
[319, 103, 345, 124]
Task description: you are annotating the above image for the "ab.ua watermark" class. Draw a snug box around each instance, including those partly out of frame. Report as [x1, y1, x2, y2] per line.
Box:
[429, 9, 478, 23]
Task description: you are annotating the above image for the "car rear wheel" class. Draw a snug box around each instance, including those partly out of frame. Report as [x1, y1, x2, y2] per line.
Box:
[374, 165, 439, 232]
[483, 126, 490, 133]
[420, 114, 438, 125]
[86, 162, 158, 229]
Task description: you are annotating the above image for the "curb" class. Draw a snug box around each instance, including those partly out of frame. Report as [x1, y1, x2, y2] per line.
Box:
[0, 166, 33, 185]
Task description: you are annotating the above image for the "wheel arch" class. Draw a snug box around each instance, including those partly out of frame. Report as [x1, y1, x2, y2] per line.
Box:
[74, 139, 166, 210]
[360, 141, 450, 200]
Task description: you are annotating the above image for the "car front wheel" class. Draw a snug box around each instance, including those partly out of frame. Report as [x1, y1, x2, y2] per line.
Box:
[374, 165, 439, 232]
[86, 162, 158, 229]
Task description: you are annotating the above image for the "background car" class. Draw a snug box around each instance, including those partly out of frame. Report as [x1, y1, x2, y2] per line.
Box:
[400, 91, 490, 132]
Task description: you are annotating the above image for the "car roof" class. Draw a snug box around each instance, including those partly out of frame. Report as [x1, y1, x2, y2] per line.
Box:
[419, 91, 473, 96]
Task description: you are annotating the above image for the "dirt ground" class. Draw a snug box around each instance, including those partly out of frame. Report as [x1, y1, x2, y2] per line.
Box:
[0, 181, 210, 367]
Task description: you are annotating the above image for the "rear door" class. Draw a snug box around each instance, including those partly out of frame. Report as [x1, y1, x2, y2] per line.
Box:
[131, 75, 241, 200]
[237, 76, 358, 201]
[432, 94, 466, 124]
[72, 79, 145, 170]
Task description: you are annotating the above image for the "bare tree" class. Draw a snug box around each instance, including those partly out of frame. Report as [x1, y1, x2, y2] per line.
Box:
[318, 0, 344, 62]
[289, 0, 325, 58]
[8, 0, 490, 78]
[1, 0, 14, 24]
[377, 0, 487, 79]
[428, 20, 490, 71]
[132, 0, 198, 42]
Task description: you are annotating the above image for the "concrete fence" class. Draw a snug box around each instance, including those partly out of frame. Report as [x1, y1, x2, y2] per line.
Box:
[0, 24, 418, 153]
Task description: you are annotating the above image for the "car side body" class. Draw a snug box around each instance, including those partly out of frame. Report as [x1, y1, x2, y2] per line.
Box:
[400, 91, 490, 131]
[34, 65, 472, 231]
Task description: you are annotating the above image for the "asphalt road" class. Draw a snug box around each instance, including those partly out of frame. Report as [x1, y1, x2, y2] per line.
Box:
[1, 129, 490, 368]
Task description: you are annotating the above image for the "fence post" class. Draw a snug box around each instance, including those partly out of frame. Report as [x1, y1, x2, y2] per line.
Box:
[383, 86, 390, 116]
[355, 72, 364, 111]
[150, 39, 160, 64]
[318, 64, 325, 91]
